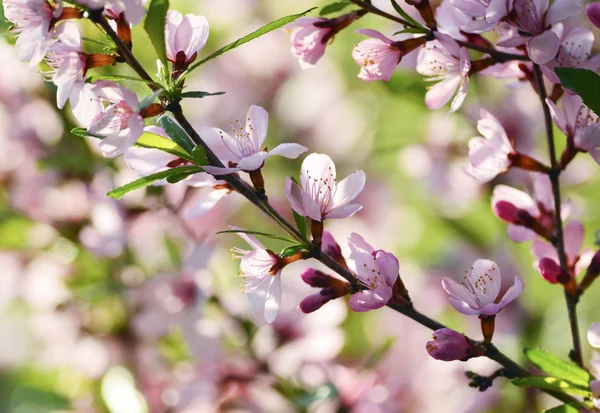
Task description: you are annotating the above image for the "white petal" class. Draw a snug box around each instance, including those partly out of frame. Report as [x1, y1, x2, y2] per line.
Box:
[184, 188, 229, 219]
[331, 170, 366, 210]
[268, 143, 308, 159]
[245, 105, 269, 149]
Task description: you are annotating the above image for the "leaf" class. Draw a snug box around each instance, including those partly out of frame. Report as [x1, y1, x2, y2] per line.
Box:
[191, 145, 208, 166]
[555, 68, 600, 116]
[85, 74, 163, 88]
[144, 0, 169, 67]
[290, 176, 308, 239]
[159, 115, 196, 154]
[183, 8, 317, 78]
[71, 127, 90, 138]
[390, 0, 427, 30]
[217, 230, 298, 244]
[178, 91, 225, 99]
[280, 244, 306, 257]
[512, 376, 592, 397]
[136, 88, 165, 112]
[106, 166, 200, 199]
[543, 405, 579, 413]
[319, 1, 351, 16]
[524, 348, 593, 388]
[136, 131, 195, 162]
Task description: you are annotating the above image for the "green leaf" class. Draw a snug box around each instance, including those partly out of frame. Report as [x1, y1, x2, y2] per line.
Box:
[555, 68, 600, 116]
[71, 127, 90, 138]
[543, 405, 579, 413]
[136, 88, 165, 112]
[159, 115, 196, 154]
[178, 91, 225, 99]
[319, 1, 351, 16]
[144, 0, 169, 67]
[85, 74, 163, 89]
[136, 131, 195, 162]
[183, 8, 317, 79]
[290, 176, 308, 239]
[106, 166, 200, 199]
[191, 145, 208, 166]
[217, 230, 298, 244]
[512, 376, 592, 397]
[390, 0, 427, 30]
[524, 348, 593, 388]
[280, 244, 306, 257]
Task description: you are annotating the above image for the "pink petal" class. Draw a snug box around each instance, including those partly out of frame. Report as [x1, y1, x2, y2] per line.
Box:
[545, 98, 568, 135]
[354, 29, 394, 44]
[425, 75, 462, 110]
[165, 10, 183, 60]
[546, 0, 581, 25]
[201, 165, 242, 175]
[268, 143, 308, 158]
[237, 151, 269, 172]
[447, 297, 482, 315]
[230, 225, 265, 250]
[449, 76, 469, 113]
[527, 31, 560, 64]
[588, 322, 600, 348]
[347, 232, 375, 255]
[300, 153, 336, 189]
[434, 32, 461, 57]
[375, 251, 399, 286]
[325, 203, 363, 219]
[531, 240, 559, 261]
[587, 2, 600, 29]
[180, 14, 209, 60]
[245, 105, 269, 149]
[198, 126, 241, 163]
[184, 188, 229, 219]
[533, 173, 554, 212]
[564, 220, 584, 265]
[492, 185, 537, 213]
[284, 177, 322, 221]
[348, 286, 392, 312]
[497, 35, 529, 48]
[442, 277, 479, 309]
[263, 275, 281, 323]
[507, 225, 537, 242]
[332, 170, 366, 210]
[70, 82, 102, 127]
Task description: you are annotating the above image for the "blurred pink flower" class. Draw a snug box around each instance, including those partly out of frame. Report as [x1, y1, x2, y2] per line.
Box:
[449, 0, 511, 33]
[498, 0, 580, 64]
[86, 80, 144, 157]
[285, 153, 365, 222]
[3, 0, 64, 66]
[165, 10, 209, 65]
[426, 328, 475, 361]
[284, 17, 330, 70]
[232, 228, 281, 323]
[442, 259, 524, 316]
[543, 28, 600, 83]
[547, 93, 600, 165]
[78, 0, 146, 24]
[416, 33, 471, 112]
[587, 3, 600, 28]
[464, 110, 516, 182]
[352, 29, 402, 82]
[347, 233, 399, 312]
[202, 105, 307, 175]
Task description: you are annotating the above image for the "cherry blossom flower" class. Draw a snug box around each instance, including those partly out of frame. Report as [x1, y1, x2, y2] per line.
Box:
[491, 173, 570, 242]
[232, 228, 282, 323]
[284, 17, 332, 70]
[546, 93, 600, 165]
[165, 10, 209, 66]
[352, 30, 403, 82]
[201, 105, 307, 175]
[426, 328, 475, 361]
[3, 0, 64, 66]
[450, 0, 512, 33]
[284, 153, 365, 222]
[347, 233, 399, 312]
[77, 0, 146, 24]
[437, 0, 473, 40]
[464, 110, 516, 181]
[531, 220, 595, 280]
[498, 0, 580, 64]
[587, 2, 600, 29]
[442, 259, 524, 316]
[416, 33, 471, 112]
[543, 28, 600, 84]
[86, 80, 144, 158]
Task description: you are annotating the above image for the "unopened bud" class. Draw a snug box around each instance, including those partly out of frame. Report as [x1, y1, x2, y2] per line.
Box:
[426, 328, 475, 361]
[587, 3, 600, 29]
[299, 290, 334, 313]
[494, 201, 526, 224]
[578, 250, 600, 294]
[321, 231, 345, 264]
[539, 258, 569, 284]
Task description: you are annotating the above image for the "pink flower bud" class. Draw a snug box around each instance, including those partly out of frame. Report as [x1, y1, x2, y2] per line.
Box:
[587, 3, 600, 29]
[165, 10, 209, 66]
[494, 201, 523, 223]
[322, 231, 343, 260]
[301, 269, 334, 287]
[538, 257, 567, 284]
[587, 250, 600, 279]
[426, 328, 475, 361]
[299, 291, 333, 313]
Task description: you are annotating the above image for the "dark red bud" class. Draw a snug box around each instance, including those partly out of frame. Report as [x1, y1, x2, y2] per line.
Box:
[539, 258, 569, 284]
[301, 269, 335, 288]
[299, 292, 333, 313]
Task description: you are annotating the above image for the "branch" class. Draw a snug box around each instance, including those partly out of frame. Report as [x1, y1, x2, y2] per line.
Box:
[532, 64, 583, 367]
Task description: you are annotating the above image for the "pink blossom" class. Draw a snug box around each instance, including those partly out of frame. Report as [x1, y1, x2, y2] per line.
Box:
[426, 328, 475, 361]
[442, 259, 524, 316]
[3, 0, 63, 66]
[285, 153, 365, 222]
[347, 233, 399, 312]
[416, 33, 471, 112]
[587, 3, 600, 29]
[531, 220, 595, 278]
[86, 80, 144, 158]
[44, 23, 87, 109]
[165, 10, 209, 65]
[231, 227, 281, 323]
[498, 0, 580, 64]
[352, 29, 403, 82]
[77, 0, 146, 24]
[589, 322, 600, 348]
[201, 105, 307, 175]
[299, 268, 350, 313]
[464, 110, 516, 181]
[450, 0, 512, 33]
[284, 17, 330, 70]
[437, 0, 473, 40]
[543, 28, 600, 84]
[547, 93, 600, 164]
[538, 257, 566, 283]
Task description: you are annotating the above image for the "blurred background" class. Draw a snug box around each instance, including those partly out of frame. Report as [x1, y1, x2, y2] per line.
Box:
[1, 0, 600, 412]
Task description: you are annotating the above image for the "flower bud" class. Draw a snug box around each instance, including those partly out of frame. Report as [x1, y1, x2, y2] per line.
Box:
[577, 250, 600, 294]
[587, 3, 600, 29]
[165, 10, 209, 68]
[539, 258, 568, 284]
[426, 328, 475, 361]
[299, 290, 334, 313]
[301, 269, 333, 287]
[322, 231, 345, 264]
[494, 201, 525, 224]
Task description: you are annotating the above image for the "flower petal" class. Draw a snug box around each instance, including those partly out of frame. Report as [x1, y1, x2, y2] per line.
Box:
[245, 105, 269, 149]
[527, 31, 560, 64]
[326, 203, 363, 219]
[332, 170, 366, 210]
[184, 188, 229, 219]
[268, 143, 308, 159]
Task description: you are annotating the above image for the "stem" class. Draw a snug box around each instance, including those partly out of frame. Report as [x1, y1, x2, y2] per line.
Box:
[532, 64, 583, 367]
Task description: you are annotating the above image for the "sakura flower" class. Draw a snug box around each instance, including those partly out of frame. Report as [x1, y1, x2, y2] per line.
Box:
[200, 105, 307, 175]
[416, 33, 471, 112]
[587, 2, 600, 29]
[284, 153, 366, 222]
[546, 93, 600, 165]
[284, 17, 331, 70]
[347, 233, 399, 312]
[3, 0, 68, 66]
[464, 110, 516, 181]
[543, 28, 600, 84]
[232, 228, 282, 323]
[165, 10, 209, 66]
[498, 0, 581, 64]
[531, 220, 595, 280]
[351, 30, 404, 82]
[86, 80, 144, 158]
[426, 328, 475, 361]
[442, 259, 524, 316]
[450, 0, 511, 33]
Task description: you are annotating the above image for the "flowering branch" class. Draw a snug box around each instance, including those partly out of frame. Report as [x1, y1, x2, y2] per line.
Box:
[532, 63, 584, 367]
